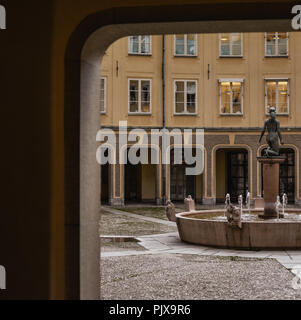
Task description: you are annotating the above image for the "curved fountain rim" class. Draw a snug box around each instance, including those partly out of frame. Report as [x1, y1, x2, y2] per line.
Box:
[176, 208, 301, 224]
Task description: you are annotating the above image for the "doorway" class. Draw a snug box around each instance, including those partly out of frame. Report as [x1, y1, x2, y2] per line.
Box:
[125, 163, 142, 203]
[216, 149, 249, 203]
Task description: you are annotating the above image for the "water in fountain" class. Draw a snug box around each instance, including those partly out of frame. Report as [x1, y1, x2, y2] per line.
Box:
[283, 193, 288, 216]
[246, 192, 251, 215]
[194, 193, 301, 222]
[276, 196, 281, 221]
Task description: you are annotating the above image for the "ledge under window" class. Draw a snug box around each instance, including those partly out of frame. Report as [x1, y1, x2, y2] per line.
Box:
[174, 54, 198, 58]
[220, 113, 244, 117]
[128, 113, 152, 116]
[128, 53, 152, 56]
[264, 55, 289, 58]
[219, 55, 243, 58]
[265, 113, 289, 116]
[174, 113, 198, 116]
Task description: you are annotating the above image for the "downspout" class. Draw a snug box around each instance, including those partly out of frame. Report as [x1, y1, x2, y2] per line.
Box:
[162, 35, 166, 204]
[162, 35, 166, 129]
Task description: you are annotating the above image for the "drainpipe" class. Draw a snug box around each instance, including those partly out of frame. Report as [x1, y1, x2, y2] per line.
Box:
[162, 35, 166, 205]
[162, 35, 166, 129]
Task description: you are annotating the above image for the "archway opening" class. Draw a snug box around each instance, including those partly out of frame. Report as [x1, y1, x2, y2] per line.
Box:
[64, 3, 297, 300]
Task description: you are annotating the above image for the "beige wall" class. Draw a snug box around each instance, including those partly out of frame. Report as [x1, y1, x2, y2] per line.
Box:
[101, 32, 301, 129]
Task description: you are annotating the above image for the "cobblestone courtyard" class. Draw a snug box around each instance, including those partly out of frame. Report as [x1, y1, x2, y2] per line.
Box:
[100, 206, 301, 300]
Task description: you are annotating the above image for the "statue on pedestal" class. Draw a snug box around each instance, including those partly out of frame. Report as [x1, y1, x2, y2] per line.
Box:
[259, 107, 284, 157]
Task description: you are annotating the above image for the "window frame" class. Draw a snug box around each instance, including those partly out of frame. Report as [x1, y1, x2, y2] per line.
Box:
[128, 36, 152, 56]
[174, 34, 198, 57]
[219, 33, 243, 58]
[219, 78, 244, 116]
[100, 77, 107, 114]
[174, 79, 198, 116]
[265, 78, 290, 115]
[264, 32, 289, 57]
[128, 78, 152, 115]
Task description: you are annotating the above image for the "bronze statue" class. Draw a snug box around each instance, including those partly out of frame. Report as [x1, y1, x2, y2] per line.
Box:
[259, 107, 284, 157]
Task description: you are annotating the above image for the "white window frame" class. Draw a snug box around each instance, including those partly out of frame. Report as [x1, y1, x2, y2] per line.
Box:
[265, 32, 289, 57]
[128, 36, 152, 55]
[219, 33, 243, 57]
[174, 80, 198, 115]
[219, 78, 244, 116]
[100, 77, 107, 114]
[174, 34, 198, 57]
[128, 78, 152, 115]
[265, 78, 290, 115]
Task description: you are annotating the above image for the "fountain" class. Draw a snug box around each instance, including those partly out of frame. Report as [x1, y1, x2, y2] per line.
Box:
[175, 108, 301, 249]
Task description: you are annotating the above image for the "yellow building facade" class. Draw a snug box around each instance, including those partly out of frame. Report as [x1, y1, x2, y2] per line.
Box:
[100, 32, 301, 206]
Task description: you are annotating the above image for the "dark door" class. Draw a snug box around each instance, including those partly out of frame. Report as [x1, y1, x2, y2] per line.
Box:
[170, 164, 196, 201]
[170, 149, 196, 201]
[101, 164, 109, 204]
[125, 163, 141, 203]
[170, 165, 185, 201]
[279, 149, 295, 203]
[227, 151, 249, 203]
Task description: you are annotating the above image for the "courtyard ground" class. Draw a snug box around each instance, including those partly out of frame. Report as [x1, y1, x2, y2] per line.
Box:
[100, 206, 301, 300]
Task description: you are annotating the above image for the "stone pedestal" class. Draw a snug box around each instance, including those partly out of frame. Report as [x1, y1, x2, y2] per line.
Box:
[257, 157, 285, 219]
[254, 198, 264, 209]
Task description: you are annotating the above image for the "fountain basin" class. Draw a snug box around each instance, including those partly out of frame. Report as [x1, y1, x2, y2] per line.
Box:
[176, 209, 301, 250]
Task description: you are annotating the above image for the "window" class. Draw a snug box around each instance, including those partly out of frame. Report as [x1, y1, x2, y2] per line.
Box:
[265, 79, 289, 114]
[220, 33, 243, 57]
[219, 79, 244, 115]
[100, 77, 106, 114]
[174, 34, 197, 56]
[129, 36, 152, 55]
[265, 33, 289, 57]
[174, 80, 197, 115]
[129, 79, 152, 114]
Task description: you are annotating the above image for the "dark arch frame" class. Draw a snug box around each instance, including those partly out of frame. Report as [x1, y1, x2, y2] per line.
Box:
[64, 2, 295, 300]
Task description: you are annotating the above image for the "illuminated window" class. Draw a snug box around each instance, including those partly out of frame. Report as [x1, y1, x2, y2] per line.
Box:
[220, 33, 243, 57]
[219, 80, 244, 115]
[174, 80, 197, 115]
[129, 79, 152, 114]
[174, 34, 197, 56]
[129, 36, 152, 55]
[100, 77, 106, 114]
[265, 79, 289, 114]
[265, 33, 289, 57]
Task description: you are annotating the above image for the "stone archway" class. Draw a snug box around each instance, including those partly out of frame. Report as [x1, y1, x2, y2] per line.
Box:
[64, 3, 294, 300]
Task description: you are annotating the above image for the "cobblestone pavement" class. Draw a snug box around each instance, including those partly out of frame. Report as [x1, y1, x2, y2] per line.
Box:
[101, 254, 301, 300]
[100, 206, 301, 300]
